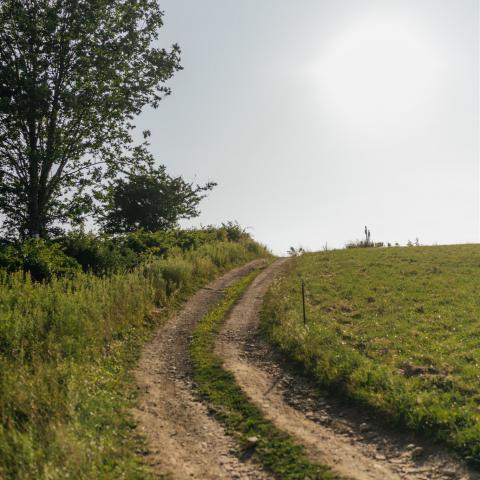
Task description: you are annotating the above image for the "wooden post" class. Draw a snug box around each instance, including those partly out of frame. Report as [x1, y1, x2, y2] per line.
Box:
[301, 279, 307, 325]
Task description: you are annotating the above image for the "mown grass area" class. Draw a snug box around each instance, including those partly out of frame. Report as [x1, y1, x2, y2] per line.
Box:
[261, 245, 480, 466]
[0, 234, 269, 479]
[191, 268, 341, 480]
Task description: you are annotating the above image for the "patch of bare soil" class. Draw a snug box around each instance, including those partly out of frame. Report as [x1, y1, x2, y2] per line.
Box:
[216, 258, 479, 480]
[132, 259, 271, 480]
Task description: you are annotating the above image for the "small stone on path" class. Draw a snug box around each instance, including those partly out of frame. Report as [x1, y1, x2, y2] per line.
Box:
[411, 446, 424, 458]
[359, 422, 370, 432]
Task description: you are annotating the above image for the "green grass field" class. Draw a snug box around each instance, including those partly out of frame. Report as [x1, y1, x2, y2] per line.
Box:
[261, 245, 480, 465]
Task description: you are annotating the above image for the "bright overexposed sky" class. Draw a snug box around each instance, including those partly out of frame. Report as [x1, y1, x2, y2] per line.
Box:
[136, 0, 480, 255]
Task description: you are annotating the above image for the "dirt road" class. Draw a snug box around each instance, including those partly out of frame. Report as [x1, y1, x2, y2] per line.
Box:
[132, 259, 271, 480]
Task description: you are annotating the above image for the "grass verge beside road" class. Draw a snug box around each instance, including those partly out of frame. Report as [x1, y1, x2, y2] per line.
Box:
[261, 245, 480, 466]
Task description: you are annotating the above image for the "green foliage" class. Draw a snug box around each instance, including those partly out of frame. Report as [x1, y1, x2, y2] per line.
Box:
[261, 245, 480, 466]
[58, 232, 139, 275]
[219, 221, 249, 242]
[191, 271, 340, 480]
[99, 166, 215, 233]
[120, 228, 232, 255]
[0, 226, 269, 278]
[0, 0, 181, 237]
[0, 233, 269, 479]
[0, 238, 81, 281]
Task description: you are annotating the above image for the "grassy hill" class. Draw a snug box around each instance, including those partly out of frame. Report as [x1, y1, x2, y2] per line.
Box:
[261, 244, 480, 465]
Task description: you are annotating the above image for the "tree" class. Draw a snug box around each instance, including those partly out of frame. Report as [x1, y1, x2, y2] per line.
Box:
[99, 166, 216, 233]
[0, 0, 181, 238]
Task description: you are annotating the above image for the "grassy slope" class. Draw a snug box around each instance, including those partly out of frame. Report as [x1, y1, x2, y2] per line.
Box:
[0, 239, 269, 479]
[261, 245, 480, 465]
[191, 269, 340, 480]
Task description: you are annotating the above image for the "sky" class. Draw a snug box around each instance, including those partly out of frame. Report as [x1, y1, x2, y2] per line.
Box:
[136, 0, 480, 255]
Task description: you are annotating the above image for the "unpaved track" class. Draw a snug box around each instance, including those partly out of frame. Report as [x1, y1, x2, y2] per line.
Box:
[216, 259, 479, 480]
[132, 259, 271, 480]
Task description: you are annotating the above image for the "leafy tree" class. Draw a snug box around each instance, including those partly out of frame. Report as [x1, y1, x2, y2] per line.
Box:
[99, 166, 216, 233]
[0, 0, 181, 238]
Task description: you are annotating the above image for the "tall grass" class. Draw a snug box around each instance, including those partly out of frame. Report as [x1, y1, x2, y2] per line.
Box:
[0, 238, 269, 479]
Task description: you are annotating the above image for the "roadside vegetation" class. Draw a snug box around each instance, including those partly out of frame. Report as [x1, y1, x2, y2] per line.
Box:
[262, 245, 480, 466]
[0, 226, 269, 479]
[191, 269, 340, 480]
[0, 2, 276, 478]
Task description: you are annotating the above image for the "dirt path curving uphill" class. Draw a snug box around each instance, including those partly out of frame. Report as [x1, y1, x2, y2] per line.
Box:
[132, 259, 271, 480]
[216, 258, 479, 480]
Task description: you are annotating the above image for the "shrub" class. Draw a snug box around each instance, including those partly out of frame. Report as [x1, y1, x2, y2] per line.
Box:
[0, 239, 80, 281]
[0, 226, 270, 282]
[58, 227, 260, 276]
[220, 221, 248, 242]
[59, 232, 138, 275]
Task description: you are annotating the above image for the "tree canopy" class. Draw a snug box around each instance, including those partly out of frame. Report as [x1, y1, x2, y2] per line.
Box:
[99, 166, 216, 233]
[0, 0, 181, 238]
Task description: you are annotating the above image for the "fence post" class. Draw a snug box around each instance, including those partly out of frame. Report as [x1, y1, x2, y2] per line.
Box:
[301, 279, 307, 325]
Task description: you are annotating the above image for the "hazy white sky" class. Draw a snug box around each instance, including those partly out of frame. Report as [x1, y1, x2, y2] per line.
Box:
[136, 0, 479, 255]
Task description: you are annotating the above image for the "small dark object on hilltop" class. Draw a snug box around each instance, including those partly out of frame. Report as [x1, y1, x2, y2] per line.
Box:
[345, 226, 384, 249]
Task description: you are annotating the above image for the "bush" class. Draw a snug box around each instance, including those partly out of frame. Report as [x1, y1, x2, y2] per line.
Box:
[0, 226, 270, 282]
[56, 227, 260, 277]
[220, 221, 248, 242]
[0, 239, 80, 281]
[59, 232, 138, 275]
